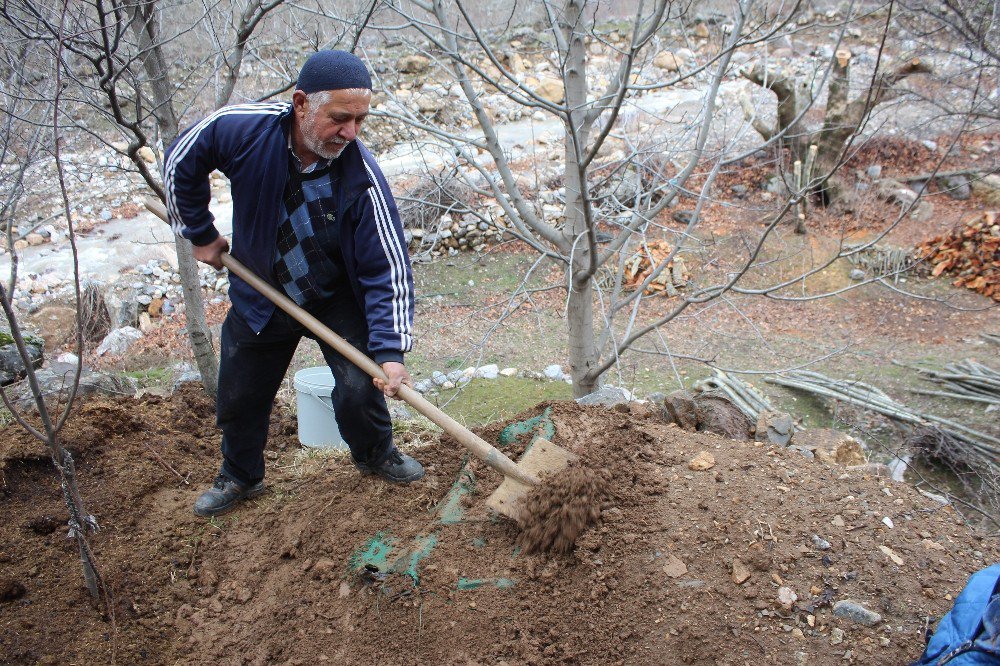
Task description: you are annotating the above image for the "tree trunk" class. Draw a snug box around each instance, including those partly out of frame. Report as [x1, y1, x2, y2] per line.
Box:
[813, 51, 931, 205]
[740, 62, 808, 161]
[561, 0, 598, 398]
[567, 278, 598, 397]
[0, 283, 102, 599]
[130, 1, 219, 394]
[812, 49, 854, 204]
[174, 238, 218, 395]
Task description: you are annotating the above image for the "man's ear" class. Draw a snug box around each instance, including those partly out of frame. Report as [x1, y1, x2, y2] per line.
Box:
[292, 90, 308, 114]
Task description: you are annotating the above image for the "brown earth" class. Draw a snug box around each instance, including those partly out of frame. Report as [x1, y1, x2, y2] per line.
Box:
[1, 389, 997, 665]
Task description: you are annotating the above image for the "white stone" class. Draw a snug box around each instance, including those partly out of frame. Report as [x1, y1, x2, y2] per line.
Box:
[543, 364, 564, 379]
[96, 326, 143, 356]
[415, 92, 445, 114]
[577, 385, 635, 406]
[138, 312, 155, 333]
[475, 364, 499, 379]
[500, 367, 517, 377]
[777, 586, 798, 610]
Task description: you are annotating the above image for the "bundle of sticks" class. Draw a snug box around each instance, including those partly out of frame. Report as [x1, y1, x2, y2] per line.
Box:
[766, 370, 999, 469]
[693, 369, 777, 423]
[909, 359, 1000, 407]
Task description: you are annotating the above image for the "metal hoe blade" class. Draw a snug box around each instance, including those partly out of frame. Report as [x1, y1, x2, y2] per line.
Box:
[485, 438, 577, 522]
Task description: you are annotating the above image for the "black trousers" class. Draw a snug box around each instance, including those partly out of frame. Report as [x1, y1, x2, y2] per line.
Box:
[216, 292, 394, 485]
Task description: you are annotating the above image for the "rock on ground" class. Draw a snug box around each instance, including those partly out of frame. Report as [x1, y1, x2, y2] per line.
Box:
[95, 326, 143, 356]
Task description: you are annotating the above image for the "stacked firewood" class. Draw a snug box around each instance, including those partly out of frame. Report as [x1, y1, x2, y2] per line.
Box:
[622, 240, 689, 295]
[915, 211, 999, 301]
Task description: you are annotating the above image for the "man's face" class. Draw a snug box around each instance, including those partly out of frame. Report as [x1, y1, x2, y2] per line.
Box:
[295, 89, 371, 161]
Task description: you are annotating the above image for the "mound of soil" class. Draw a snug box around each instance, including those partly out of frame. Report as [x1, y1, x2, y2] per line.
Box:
[1, 391, 995, 665]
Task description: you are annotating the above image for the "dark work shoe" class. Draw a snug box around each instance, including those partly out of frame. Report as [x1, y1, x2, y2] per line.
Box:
[193, 474, 265, 517]
[355, 449, 425, 483]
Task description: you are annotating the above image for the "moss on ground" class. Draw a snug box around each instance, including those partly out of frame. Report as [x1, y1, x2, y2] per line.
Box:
[426, 377, 573, 427]
[125, 367, 172, 388]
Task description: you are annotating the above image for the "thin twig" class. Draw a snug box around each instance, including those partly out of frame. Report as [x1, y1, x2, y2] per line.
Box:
[142, 441, 189, 485]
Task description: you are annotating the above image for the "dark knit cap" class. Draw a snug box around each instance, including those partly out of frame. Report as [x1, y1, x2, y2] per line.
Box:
[296, 50, 372, 94]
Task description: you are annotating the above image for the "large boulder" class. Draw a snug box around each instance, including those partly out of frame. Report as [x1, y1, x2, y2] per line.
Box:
[0, 341, 44, 386]
[653, 51, 683, 72]
[414, 91, 446, 115]
[971, 174, 1000, 205]
[95, 326, 143, 357]
[24, 305, 77, 352]
[754, 410, 794, 446]
[875, 178, 934, 220]
[936, 174, 971, 200]
[10, 363, 137, 411]
[659, 390, 754, 440]
[875, 178, 919, 206]
[137, 146, 156, 164]
[694, 395, 754, 440]
[661, 390, 699, 431]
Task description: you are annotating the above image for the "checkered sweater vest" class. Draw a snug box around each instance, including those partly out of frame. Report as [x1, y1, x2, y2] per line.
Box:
[273, 165, 346, 305]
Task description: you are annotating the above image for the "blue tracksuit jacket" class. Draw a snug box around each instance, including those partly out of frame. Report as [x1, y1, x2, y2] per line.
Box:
[163, 102, 413, 364]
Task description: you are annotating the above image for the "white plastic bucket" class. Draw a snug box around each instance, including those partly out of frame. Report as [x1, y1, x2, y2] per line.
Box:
[293, 366, 345, 449]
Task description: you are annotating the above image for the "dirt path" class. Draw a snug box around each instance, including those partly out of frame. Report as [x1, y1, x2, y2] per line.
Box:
[1, 390, 995, 664]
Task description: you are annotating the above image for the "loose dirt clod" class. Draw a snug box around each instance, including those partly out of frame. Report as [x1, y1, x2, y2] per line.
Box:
[515, 463, 611, 555]
[0, 579, 26, 602]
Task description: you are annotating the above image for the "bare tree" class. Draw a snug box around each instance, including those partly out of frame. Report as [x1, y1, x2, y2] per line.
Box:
[374, 0, 932, 397]
[897, 0, 1000, 122]
[0, 0, 390, 394]
[0, 0, 303, 396]
[0, 9, 106, 606]
[742, 40, 931, 205]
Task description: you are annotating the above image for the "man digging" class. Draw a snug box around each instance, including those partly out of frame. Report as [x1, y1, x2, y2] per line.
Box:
[164, 50, 424, 518]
